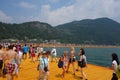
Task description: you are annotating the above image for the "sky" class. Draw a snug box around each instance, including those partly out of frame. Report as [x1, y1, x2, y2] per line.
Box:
[0, 0, 120, 26]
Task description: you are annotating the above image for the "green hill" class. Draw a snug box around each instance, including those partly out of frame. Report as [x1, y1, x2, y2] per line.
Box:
[56, 18, 120, 45]
[0, 17, 120, 45]
[0, 21, 62, 42]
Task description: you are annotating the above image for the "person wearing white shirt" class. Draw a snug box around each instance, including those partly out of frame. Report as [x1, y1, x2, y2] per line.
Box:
[79, 48, 87, 80]
[51, 47, 57, 62]
[111, 53, 119, 80]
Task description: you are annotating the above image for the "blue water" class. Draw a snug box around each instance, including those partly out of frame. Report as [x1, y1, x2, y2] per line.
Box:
[44, 47, 120, 67]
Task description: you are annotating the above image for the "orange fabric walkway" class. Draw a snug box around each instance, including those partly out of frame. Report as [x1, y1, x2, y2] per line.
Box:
[0, 58, 114, 80]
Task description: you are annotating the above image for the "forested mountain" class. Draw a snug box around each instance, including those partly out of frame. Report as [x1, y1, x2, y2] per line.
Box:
[0, 18, 120, 45]
[56, 18, 120, 45]
[0, 21, 62, 41]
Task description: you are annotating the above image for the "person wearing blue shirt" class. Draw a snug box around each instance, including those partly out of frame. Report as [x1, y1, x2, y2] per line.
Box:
[22, 44, 28, 59]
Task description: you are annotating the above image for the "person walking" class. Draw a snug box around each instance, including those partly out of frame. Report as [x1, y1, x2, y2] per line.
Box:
[38, 51, 49, 80]
[28, 45, 33, 58]
[51, 47, 57, 62]
[111, 53, 119, 80]
[22, 44, 28, 59]
[61, 51, 68, 78]
[66, 47, 76, 75]
[5, 45, 19, 80]
[78, 48, 88, 80]
[31, 47, 36, 63]
[0, 44, 4, 76]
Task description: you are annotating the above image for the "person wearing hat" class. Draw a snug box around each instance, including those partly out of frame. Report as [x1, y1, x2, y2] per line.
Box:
[38, 51, 49, 80]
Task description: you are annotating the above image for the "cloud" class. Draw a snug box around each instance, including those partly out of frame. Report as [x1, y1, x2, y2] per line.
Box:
[49, 5, 74, 25]
[0, 10, 13, 23]
[4, 0, 119, 26]
[40, 5, 51, 22]
[38, 4, 74, 26]
[19, 1, 36, 9]
[49, 0, 59, 3]
[38, 0, 120, 26]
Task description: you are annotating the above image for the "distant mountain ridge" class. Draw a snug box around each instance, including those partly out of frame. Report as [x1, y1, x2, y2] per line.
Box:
[0, 17, 120, 45]
[56, 17, 120, 45]
[0, 21, 62, 41]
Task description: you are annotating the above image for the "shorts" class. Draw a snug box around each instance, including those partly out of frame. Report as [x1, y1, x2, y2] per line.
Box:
[32, 53, 35, 57]
[69, 57, 76, 63]
[0, 60, 3, 69]
[7, 63, 15, 74]
[23, 52, 27, 55]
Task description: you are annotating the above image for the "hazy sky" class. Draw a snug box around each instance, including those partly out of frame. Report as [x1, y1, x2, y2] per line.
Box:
[0, 0, 120, 26]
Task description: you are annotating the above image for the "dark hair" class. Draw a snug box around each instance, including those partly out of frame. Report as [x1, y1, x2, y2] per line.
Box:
[8, 45, 13, 49]
[112, 53, 119, 65]
[0, 44, 2, 49]
[46, 50, 50, 55]
[80, 48, 85, 55]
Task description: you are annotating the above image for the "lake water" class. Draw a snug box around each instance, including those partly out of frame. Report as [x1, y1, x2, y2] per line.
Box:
[44, 47, 120, 67]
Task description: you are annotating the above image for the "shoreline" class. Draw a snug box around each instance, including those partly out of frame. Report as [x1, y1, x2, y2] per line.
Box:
[2, 42, 120, 48]
[38, 43, 120, 48]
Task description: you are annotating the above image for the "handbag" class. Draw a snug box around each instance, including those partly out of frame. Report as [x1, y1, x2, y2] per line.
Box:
[78, 56, 86, 67]
[44, 66, 48, 72]
[58, 60, 63, 68]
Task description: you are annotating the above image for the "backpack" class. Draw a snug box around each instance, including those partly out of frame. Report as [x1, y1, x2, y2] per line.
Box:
[58, 58, 63, 68]
[116, 65, 120, 78]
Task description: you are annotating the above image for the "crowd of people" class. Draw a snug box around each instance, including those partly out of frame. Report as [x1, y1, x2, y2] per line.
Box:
[0, 43, 120, 80]
[0, 43, 43, 80]
[58, 47, 88, 80]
